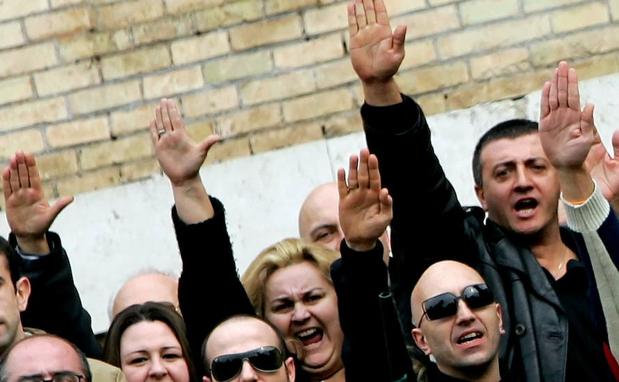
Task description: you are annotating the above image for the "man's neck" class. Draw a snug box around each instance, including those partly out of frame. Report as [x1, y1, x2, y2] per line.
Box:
[439, 359, 500, 382]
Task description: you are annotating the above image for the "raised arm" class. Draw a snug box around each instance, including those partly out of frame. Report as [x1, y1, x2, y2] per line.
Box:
[150, 99, 254, 373]
[3, 152, 100, 357]
[331, 148, 412, 382]
[350, 0, 473, 336]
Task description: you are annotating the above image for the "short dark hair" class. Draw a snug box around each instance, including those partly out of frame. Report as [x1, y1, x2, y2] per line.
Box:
[202, 314, 288, 372]
[0, 334, 92, 381]
[103, 302, 197, 382]
[0, 236, 23, 288]
[472, 119, 539, 186]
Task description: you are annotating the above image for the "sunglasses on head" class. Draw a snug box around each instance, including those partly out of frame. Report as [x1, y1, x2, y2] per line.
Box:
[210, 346, 284, 381]
[417, 283, 494, 327]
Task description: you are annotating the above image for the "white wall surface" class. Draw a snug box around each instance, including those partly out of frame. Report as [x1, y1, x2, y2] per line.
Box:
[2, 72, 619, 333]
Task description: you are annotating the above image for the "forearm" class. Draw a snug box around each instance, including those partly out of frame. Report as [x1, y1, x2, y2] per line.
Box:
[171, 176, 214, 224]
[16, 232, 101, 358]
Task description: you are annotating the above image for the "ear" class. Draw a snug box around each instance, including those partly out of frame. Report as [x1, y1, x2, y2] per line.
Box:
[474, 184, 488, 210]
[495, 303, 505, 335]
[284, 356, 296, 382]
[411, 328, 432, 355]
[202, 376, 212, 382]
[15, 276, 31, 312]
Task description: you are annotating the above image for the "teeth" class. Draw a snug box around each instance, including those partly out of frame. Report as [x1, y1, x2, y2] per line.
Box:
[458, 332, 481, 343]
[297, 328, 318, 338]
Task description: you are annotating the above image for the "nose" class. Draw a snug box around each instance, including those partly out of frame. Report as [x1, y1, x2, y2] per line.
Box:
[292, 303, 311, 323]
[148, 357, 168, 379]
[239, 360, 259, 381]
[514, 166, 533, 192]
[454, 300, 476, 325]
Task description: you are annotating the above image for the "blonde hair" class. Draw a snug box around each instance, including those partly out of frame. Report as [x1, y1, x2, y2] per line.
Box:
[241, 238, 340, 316]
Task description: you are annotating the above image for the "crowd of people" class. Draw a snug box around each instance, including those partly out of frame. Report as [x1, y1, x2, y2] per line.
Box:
[0, 1, 618, 381]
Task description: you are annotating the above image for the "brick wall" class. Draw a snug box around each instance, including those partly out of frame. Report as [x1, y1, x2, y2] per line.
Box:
[1, 0, 619, 205]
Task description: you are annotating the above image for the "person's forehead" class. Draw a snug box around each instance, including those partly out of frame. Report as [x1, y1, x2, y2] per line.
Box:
[113, 274, 178, 314]
[265, 262, 328, 296]
[208, 319, 279, 357]
[480, 133, 545, 167]
[301, 188, 339, 229]
[7, 337, 82, 376]
[418, 264, 484, 300]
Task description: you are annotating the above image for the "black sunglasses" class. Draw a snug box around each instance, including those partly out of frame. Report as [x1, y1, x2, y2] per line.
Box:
[418, 283, 494, 326]
[210, 346, 284, 381]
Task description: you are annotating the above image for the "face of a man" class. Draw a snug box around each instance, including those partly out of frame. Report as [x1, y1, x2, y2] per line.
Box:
[411, 261, 503, 379]
[0, 255, 29, 355]
[3, 336, 85, 382]
[111, 273, 178, 318]
[205, 317, 295, 382]
[475, 134, 560, 236]
[298, 184, 343, 251]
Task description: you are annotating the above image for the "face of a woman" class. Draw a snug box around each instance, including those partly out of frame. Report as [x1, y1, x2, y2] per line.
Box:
[120, 320, 190, 382]
[264, 261, 343, 378]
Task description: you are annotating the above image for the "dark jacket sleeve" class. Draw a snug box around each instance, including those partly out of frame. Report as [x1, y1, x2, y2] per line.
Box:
[174, 196, 254, 373]
[331, 240, 413, 382]
[15, 231, 101, 358]
[362, 95, 475, 335]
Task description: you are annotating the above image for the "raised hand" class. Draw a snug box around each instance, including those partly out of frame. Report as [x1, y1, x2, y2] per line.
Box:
[149, 99, 219, 187]
[348, 0, 406, 84]
[150, 99, 219, 223]
[539, 61, 595, 170]
[337, 148, 392, 252]
[2, 152, 73, 254]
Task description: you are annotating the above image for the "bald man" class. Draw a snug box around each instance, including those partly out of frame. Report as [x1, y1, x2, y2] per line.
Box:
[0, 334, 91, 382]
[411, 261, 504, 382]
[203, 315, 295, 382]
[298, 182, 390, 262]
[110, 271, 179, 319]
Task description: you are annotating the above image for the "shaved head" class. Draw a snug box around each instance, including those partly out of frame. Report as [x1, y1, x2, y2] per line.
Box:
[411, 261, 485, 325]
[111, 271, 178, 319]
[299, 183, 342, 250]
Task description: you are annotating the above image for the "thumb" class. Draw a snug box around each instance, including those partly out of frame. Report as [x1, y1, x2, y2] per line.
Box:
[47, 196, 74, 223]
[199, 134, 220, 156]
[392, 25, 407, 52]
[581, 103, 595, 134]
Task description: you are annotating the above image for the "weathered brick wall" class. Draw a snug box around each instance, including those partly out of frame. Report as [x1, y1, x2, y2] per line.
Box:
[1, 0, 619, 205]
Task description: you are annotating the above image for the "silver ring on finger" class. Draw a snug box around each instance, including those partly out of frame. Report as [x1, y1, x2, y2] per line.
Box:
[157, 129, 166, 137]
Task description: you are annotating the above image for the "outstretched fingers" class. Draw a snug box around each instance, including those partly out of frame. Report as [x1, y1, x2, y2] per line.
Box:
[374, 0, 390, 26]
[24, 152, 42, 191]
[347, 154, 359, 189]
[362, 0, 376, 24]
[368, 153, 381, 191]
[540, 81, 551, 119]
[357, 149, 370, 189]
[161, 98, 174, 132]
[8, 155, 19, 192]
[354, 0, 367, 29]
[337, 168, 348, 200]
[557, 61, 569, 108]
[347, 2, 358, 37]
[567, 67, 580, 111]
[549, 68, 559, 110]
[2, 168, 11, 199]
[16, 152, 29, 188]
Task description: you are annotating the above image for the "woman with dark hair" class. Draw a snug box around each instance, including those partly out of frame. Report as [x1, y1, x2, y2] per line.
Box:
[103, 302, 197, 382]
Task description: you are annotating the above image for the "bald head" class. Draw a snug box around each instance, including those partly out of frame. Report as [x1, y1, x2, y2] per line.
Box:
[111, 271, 178, 319]
[298, 182, 342, 250]
[411, 261, 485, 325]
[1, 335, 90, 382]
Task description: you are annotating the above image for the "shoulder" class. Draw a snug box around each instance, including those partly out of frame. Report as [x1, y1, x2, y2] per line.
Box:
[87, 358, 126, 382]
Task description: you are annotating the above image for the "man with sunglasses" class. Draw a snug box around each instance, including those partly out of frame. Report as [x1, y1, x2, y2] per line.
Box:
[411, 261, 504, 381]
[0, 334, 91, 382]
[342, 1, 619, 381]
[203, 315, 295, 382]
